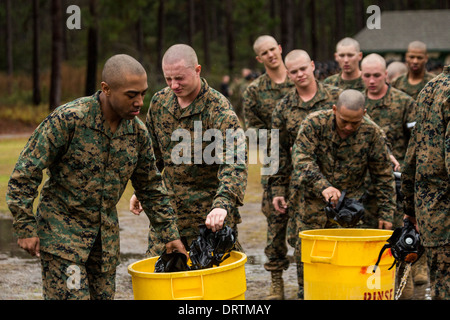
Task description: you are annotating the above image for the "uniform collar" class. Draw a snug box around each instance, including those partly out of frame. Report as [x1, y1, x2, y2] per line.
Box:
[294, 80, 329, 109]
[166, 78, 210, 119]
[89, 91, 135, 138]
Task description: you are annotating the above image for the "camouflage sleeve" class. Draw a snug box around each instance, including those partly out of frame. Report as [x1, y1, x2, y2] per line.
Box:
[401, 127, 417, 217]
[292, 118, 333, 197]
[145, 99, 164, 172]
[447, 114, 450, 178]
[269, 99, 291, 197]
[367, 128, 396, 223]
[242, 84, 266, 130]
[405, 99, 417, 130]
[131, 130, 180, 243]
[211, 103, 248, 213]
[6, 110, 73, 238]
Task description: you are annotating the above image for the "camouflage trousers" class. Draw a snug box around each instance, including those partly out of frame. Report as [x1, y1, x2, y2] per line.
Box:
[261, 186, 290, 272]
[40, 236, 116, 300]
[426, 244, 450, 300]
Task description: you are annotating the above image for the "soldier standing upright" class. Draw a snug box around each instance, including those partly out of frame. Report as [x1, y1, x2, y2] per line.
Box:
[362, 53, 430, 299]
[402, 65, 449, 300]
[130, 44, 248, 256]
[391, 41, 436, 100]
[6, 54, 185, 300]
[242, 35, 294, 300]
[323, 37, 365, 92]
[361, 54, 416, 169]
[269, 49, 341, 298]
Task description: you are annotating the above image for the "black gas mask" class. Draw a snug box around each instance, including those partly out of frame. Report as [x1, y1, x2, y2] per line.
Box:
[373, 218, 424, 272]
[324, 190, 365, 228]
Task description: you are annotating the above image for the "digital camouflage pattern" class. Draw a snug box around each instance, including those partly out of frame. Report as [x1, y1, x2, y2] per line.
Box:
[363, 86, 416, 228]
[146, 78, 247, 254]
[289, 109, 396, 240]
[402, 66, 449, 247]
[364, 86, 417, 163]
[242, 72, 293, 272]
[401, 65, 449, 300]
[6, 91, 179, 272]
[40, 236, 116, 300]
[270, 81, 342, 198]
[243, 73, 294, 186]
[323, 72, 366, 92]
[391, 71, 436, 100]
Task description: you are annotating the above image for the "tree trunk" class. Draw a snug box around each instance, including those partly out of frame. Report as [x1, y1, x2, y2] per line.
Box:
[85, 0, 98, 96]
[32, 0, 41, 105]
[280, 0, 294, 56]
[5, 0, 13, 94]
[335, 0, 345, 43]
[187, 0, 195, 46]
[49, 0, 63, 111]
[310, 0, 318, 60]
[225, 0, 235, 74]
[201, 0, 211, 72]
[157, 0, 165, 69]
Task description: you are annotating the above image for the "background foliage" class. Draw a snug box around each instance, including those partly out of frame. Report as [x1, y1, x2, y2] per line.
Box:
[0, 0, 449, 116]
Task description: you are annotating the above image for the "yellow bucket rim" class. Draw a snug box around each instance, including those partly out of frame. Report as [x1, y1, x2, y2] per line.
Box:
[128, 250, 247, 279]
[299, 228, 393, 242]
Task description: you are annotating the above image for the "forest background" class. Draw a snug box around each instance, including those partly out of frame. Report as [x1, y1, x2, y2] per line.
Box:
[0, 0, 449, 125]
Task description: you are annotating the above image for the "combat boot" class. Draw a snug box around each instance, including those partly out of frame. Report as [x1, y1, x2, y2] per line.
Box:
[412, 255, 429, 285]
[267, 271, 284, 300]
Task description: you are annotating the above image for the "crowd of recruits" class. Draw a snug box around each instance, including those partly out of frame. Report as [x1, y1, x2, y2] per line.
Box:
[243, 35, 447, 300]
[6, 35, 448, 300]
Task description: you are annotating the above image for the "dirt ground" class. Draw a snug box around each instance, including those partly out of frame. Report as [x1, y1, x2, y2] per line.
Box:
[0, 201, 298, 300]
[0, 123, 298, 300]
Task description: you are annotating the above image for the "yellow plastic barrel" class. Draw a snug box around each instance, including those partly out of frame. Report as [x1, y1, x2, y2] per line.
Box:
[299, 228, 396, 300]
[127, 251, 247, 300]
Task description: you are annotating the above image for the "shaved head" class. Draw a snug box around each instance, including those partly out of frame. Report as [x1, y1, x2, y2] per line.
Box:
[162, 44, 199, 69]
[407, 41, 427, 53]
[387, 61, 407, 83]
[336, 37, 360, 52]
[102, 54, 146, 89]
[336, 89, 366, 111]
[284, 49, 311, 65]
[253, 35, 278, 55]
[361, 53, 386, 70]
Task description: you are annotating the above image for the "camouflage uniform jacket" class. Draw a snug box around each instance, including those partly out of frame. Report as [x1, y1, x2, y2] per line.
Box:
[323, 72, 366, 92]
[243, 72, 294, 185]
[391, 72, 436, 100]
[402, 66, 449, 247]
[146, 78, 248, 240]
[270, 81, 342, 197]
[6, 91, 179, 272]
[365, 86, 417, 163]
[291, 109, 396, 229]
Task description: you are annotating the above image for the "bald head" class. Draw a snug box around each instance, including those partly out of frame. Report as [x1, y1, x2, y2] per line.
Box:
[387, 61, 407, 83]
[408, 41, 427, 53]
[102, 54, 146, 89]
[162, 44, 199, 69]
[336, 89, 366, 111]
[284, 49, 311, 66]
[361, 53, 386, 70]
[336, 37, 360, 52]
[253, 35, 278, 55]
